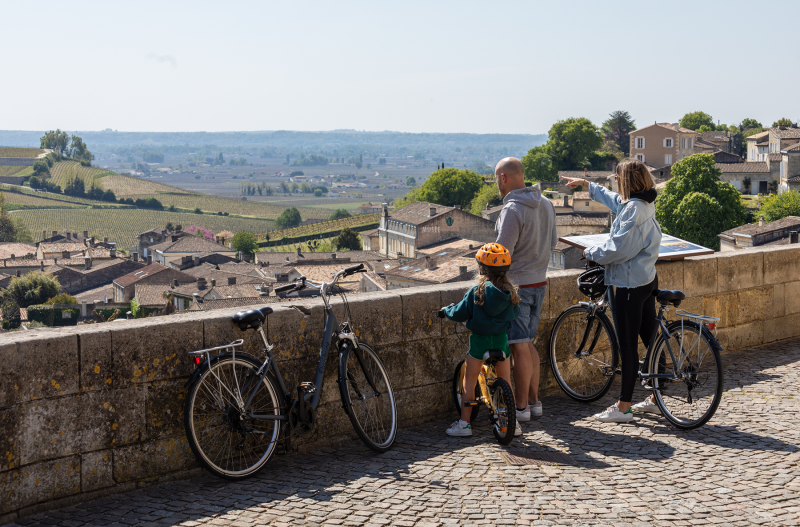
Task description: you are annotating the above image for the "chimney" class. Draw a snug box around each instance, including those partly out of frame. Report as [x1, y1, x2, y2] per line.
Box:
[791, 231, 799, 244]
[430, 207, 436, 216]
[147, 255, 153, 264]
[459, 265, 468, 279]
[210, 278, 216, 287]
[172, 235, 180, 242]
[228, 276, 236, 285]
[425, 256, 432, 269]
[103, 237, 108, 244]
[215, 236, 220, 244]
[193, 255, 200, 267]
[90, 236, 95, 245]
[759, 215, 765, 226]
[259, 284, 270, 296]
[40, 261, 44, 271]
[16, 270, 21, 277]
[563, 195, 569, 207]
[173, 279, 179, 287]
[54, 257, 57, 265]
[454, 204, 461, 210]
[584, 168, 589, 175]
[83, 231, 88, 239]
[62, 250, 70, 259]
[221, 237, 225, 246]
[132, 252, 139, 262]
[84, 257, 91, 270]
[331, 253, 337, 259]
[296, 246, 302, 256]
[42, 230, 46, 240]
[52, 230, 57, 238]
[66, 232, 72, 240]
[197, 277, 207, 289]
[176, 225, 182, 232]
[110, 249, 116, 258]
[382, 203, 388, 216]
[468, 245, 473, 250]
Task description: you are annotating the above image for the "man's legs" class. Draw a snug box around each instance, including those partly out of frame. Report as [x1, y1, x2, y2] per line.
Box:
[510, 342, 533, 408]
[528, 342, 540, 405]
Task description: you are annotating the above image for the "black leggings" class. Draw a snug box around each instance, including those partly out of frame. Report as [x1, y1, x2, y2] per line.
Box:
[611, 275, 658, 403]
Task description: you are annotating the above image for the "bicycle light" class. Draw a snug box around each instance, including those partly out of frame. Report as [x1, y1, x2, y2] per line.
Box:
[707, 323, 716, 331]
[195, 356, 201, 365]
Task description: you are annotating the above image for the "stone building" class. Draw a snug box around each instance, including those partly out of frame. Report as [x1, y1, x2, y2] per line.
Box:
[136, 226, 192, 259]
[359, 229, 380, 251]
[780, 143, 800, 192]
[149, 235, 238, 266]
[112, 263, 196, 302]
[629, 123, 698, 167]
[382, 252, 478, 289]
[377, 202, 496, 258]
[718, 216, 800, 251]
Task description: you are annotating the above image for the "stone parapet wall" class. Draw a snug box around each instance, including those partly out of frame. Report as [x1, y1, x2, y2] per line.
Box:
[2, 244, 800, 522]
[0, 158, 36, 166]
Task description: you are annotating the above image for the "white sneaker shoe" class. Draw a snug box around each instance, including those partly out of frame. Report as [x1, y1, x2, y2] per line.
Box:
[632, 397, 661, 415]
[593, 404, 634, 423]
[446, 420, 472, 437]
[514, 420, 522, 436]
[529, 401, 543, 417]
[516, 407, 531, 422]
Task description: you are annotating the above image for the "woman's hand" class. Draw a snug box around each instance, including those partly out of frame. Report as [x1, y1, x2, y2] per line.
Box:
[563, 177, 587, 189]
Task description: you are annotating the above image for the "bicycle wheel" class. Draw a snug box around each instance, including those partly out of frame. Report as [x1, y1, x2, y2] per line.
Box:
[651, 321, 723, 429]
[549, 305, 619, 402]
[451, 360, 480, 421]
[339, 342, 397, 453]
[489, 378, 516, 445]
[184, 353, 282, 480]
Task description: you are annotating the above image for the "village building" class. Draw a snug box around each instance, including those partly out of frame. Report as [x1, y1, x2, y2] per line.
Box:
[629, 123, 698, 167]
[136, 226, 193, 259]
[780, 143, 800, 192]
[382, 252, 478, 289]
[112, 263, 196, 302]
[149, 235, 238, 266]
[719, 216, 800, 251]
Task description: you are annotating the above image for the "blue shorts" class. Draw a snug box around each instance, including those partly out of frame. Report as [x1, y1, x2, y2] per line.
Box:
[508, 285, 546, 344]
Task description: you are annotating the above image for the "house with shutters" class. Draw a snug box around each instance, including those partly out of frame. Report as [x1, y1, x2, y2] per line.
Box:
[629, 123, 698, 167]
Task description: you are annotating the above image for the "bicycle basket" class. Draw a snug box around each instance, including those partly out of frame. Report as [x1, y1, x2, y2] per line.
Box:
[577, 267, 606, 299]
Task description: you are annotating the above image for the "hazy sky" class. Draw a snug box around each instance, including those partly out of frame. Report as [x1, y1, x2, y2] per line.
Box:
[2, 1, 797, 135]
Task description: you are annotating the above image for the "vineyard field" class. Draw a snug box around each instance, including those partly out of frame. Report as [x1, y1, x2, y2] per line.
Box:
[12, 209, 275, 250]
[258, 213, 380, 241]
[0, 148, 45, 158]
[100, 175, 191, 196]
[49, 161, 114, 187]
[3, 193, 83, 208]
[0, 185, 131, 208]
[0, 165, 32, 177]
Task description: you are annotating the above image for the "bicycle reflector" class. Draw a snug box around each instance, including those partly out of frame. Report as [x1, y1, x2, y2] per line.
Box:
[195, 357, 201, 365]
[707, 323, 716, 331]
[577, 267, 606, 299]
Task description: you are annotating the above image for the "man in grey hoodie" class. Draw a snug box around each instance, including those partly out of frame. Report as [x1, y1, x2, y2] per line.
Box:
[494, 157, 558, 422]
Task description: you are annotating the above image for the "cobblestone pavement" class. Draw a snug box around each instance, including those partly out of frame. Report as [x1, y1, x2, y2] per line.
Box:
[6, 339, 800, 527]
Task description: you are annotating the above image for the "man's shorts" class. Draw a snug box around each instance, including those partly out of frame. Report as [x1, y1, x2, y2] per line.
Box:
[468, 333, 511, 361]
[508, 285, 547, 344]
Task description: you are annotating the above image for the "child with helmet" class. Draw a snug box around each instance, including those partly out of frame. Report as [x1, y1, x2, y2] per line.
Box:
[438, 242, 522, 437]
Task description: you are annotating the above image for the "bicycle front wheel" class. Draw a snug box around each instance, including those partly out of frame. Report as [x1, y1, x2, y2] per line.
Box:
[651, 321, 723, 429]
[549, 305, 618, 402]
[339, 342, 397, 453]
[184, 354, 282, 480]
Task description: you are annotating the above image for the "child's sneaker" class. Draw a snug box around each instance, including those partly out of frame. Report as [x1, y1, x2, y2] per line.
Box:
[632, 396, 661, 414]
[516, 406, 531, 422]
[446, 420, 472, 437]
[529, 401, 543, 417]
[514, 420, 522, 436]
[593, 404, 634, 423]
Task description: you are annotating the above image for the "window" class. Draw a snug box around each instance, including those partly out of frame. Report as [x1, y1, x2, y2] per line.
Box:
[585, 202, 590, 206]
[635, 137, 645, 149]
[665, 154, 672, 165]
[663, 138, 673, 148]
[552, 254, 557, 263]
[560, 254, 564, 265]
[635, 154, 645, 162]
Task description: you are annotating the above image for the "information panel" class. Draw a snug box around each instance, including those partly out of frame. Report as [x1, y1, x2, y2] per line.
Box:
[559, 233, 714, 260]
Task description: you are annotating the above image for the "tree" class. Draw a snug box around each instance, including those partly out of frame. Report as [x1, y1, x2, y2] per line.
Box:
[333, 227, 362, 251]
[469, 183, 501, 215]
[758, 190, 800, 222]
[68, 135, 94, 164]
[63, 176, 85, 197]
[142, 152, 164, 163]
[33, 159, 50, 175]
[102, 189, 116, 202]
[545, 117, 603, 170]
[416, 168, 484, 209]
[471, 160, 493, 175]
[13, 217, 32, 243]
[45, 293, 78, 305]
[0, 193, 15, 243]
[329, 209, 351, 221]
[773, 118, 793, 127]
[406, 176, 416, 187]
[379, 158, 386, 165]
[655, 154, 747, 250]
[40, 129, 70, 155]
[679, 111, 714, 132]
[231, 231, 259, 257]
[521, 146, 558, 182]
[7, 272, 61, 309]
[741, 118, 762, 130]
[601, 111, 636, 156]
[274, 207, 302, 229]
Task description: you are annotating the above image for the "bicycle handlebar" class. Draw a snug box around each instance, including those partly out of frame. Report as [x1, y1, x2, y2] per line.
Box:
[343, 263, 364, 276]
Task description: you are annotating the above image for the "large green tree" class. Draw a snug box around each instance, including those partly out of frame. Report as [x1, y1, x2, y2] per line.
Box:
[740, 118, 762, 130]
[545, 117, 603, 170]
[758, 190, 800, 222]
[274, 207, 302, 229]
[772, 118, 793, 127]
[0, 193, 17, 242]
[416, 168, 484, 210]
[333, 227, 362, 251]
[679, 111, 715, 131]
[329, 208, 351, 221]
[39, 129, 70, 155]
[520, 146, 558, 183]
[655, 154, 746, 250]
[231, 231, 259, 257]
[469, 183, 501, 215]
[7, 272, 61, 309]
[602, 111, 636, 156]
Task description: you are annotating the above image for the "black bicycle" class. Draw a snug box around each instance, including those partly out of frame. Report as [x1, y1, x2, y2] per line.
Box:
[183, 263, 398, 480]
[549, 264, 724, 429]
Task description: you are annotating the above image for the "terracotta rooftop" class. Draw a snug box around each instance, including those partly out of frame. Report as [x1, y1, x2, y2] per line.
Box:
[150, 236, 234, 254]
[384, 254, 478, 283]
[721, 216, 800, 237]
[361, 271, 386, 291]
[387, 201, 458, 225]
[187, 297, 281, 312]
[657, 123, 696, 134]
[256, 250, 388, 265]
[359, 229, 379, 237]
[113, 263, 172, 287]
[557, 171, 613, 180]
[771, 126, 800, 139]
[697, 131, 734, 143]
[416, 238, 483, 256]
[75, 285, 115, 303]
[782, 143, 800, 153]
[133, 284, 172, 307]
[0, 243, 37, 260]
[556, 213, 609, 227]
[290, 264, 364, 284]
[746, 131, 770, 142]
[715, 162, 769, 173]
[179, 263, 266, 285]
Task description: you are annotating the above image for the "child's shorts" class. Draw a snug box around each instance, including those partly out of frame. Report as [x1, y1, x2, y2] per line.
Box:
[468, 333, 511, 362]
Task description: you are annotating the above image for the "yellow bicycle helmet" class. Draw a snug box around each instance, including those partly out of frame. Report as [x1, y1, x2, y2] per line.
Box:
[475, 242, 511, 274]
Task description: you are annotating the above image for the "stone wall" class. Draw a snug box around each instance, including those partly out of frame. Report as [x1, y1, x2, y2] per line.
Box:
[3, 244, 800, 522]
[0, 158, 36, 166]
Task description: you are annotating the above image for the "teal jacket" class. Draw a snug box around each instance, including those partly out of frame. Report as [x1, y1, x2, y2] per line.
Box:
[443, 282, 520, 336]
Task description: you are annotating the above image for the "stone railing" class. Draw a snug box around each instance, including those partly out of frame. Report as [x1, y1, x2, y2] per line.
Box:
[2, 244, 800, 522]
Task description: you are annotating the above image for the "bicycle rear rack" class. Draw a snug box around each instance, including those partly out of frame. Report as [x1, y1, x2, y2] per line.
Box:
[188, 339, 246, 411]
[188, 339, 244, 362]
[674, 309, 720, 336]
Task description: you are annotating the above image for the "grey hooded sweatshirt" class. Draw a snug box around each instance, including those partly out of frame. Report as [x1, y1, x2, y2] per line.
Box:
[495, 186, 558, 286]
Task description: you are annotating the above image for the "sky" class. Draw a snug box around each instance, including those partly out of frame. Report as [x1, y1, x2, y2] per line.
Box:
[1, 0, 797, 135]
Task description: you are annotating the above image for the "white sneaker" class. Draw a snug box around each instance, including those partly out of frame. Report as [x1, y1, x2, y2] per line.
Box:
[632, 397, 661, 415]
[529, 401, 543, 417]
[516, 407, 531, 422]
[446, 420, 472, 437]
[593, 404, 634, 423]
[514, 420, 522, 436]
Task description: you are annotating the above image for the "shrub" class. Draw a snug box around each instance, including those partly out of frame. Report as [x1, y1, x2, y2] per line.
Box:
[45, 293, 78, 305]
[27, 304, 79, 326]
[7, 272, 61, 309]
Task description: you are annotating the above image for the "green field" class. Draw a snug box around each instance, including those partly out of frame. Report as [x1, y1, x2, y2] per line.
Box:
[11, 208, 275, 250]
[258, 213, 380, 241]
[49, 160, 114, 187]
[0, 165, 33, 177]
[0, 147, 45, 158]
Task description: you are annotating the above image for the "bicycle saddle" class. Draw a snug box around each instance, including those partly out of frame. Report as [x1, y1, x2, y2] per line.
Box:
[232, 306, 273, 330]
[655, 289, 685, 306]
[482, 349, 506, 364]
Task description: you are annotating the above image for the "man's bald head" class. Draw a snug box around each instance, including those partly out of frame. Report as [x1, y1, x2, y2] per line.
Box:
[494, 157, 525, 197]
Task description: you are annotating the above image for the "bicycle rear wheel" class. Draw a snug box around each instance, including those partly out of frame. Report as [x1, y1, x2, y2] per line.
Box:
[339, 342, 397, 453]
[489, 378, 516, 445]
[549, 305, 618, 402]
[184, 354, 282, 480]
[452, 360, 480, 421]
[651, 321, 723, 429]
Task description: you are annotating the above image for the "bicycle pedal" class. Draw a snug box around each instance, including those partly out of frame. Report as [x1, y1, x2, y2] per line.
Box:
[298, 382, 316, 394]
[463, 401, 479, 407]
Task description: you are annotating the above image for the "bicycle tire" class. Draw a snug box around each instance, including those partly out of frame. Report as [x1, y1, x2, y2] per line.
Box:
[451, 360, 480, 421]
[339, 342, 397, 453]
[650, 320, 723, 429]
[184, 353, 282, 480]
[489, 378, 516, 445]
[549, 305, 619, 402]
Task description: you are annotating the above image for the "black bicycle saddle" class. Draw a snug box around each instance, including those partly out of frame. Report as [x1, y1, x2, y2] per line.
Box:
[655, 289, 685, 306]
[232, 306, 274, 330]
[482, 349, 507, 364]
